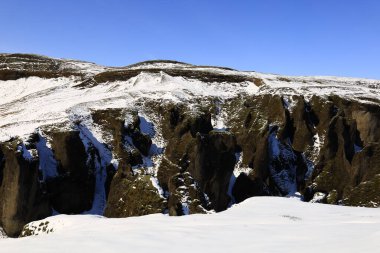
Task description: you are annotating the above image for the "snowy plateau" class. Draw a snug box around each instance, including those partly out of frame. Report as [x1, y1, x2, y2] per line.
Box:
[0, 54, 379, 252]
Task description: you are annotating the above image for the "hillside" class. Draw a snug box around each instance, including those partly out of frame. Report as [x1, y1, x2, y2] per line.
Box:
[0, 53, 379, 237]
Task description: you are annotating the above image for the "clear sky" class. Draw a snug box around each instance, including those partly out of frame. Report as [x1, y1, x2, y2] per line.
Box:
[1, 0, 379, 79]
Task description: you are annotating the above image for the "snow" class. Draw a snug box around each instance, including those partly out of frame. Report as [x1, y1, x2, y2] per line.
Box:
[35, 130, 59, 180]
[312, 133, 323, 159]
[211, 99, 229, 131]
[282, 95, 297, 113]
[128, 61, 191, 70]
[257, 74, 380, 103]
[0, 197, 379, 253]
[149, 176, 165, 199]
[138, 115, 155, 137]
[354, 144, 363, 153]
[61, 60, 108, 76]
[78, 124, 109, 215]
[131, 113, 165, 179]
[0, 228, 6, 239]
[232, 152, 251, 178]
[18, 143, 34, 161]
[1, 62, 379, 143]
[0, 71, 257, 142]
[310, 192, 327, 203]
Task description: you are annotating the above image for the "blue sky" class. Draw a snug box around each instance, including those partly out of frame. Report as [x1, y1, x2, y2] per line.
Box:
[1, 0, 379, 78]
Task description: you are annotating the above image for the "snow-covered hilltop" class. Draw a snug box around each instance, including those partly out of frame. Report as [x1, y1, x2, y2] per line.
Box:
[0, 53, 379, 238]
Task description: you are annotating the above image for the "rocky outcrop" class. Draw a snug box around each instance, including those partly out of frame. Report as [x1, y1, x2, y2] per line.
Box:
[226, 94, 380, 207]
[302, 98, 380, 207]
[0, 139, 51, 237]
[226, 96, 380, 206]
[46, 131, 95, 214]
[104, 165, 166, 217]
[191, 131, 237, 211]
[0, 130, 99, 236]
[167, 172, 209, 215]
[156, 106, 236, 213]
[227, 95, 308, 201]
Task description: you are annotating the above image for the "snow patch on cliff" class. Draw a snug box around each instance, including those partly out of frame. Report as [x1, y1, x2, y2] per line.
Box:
[36, 131, 59, 180]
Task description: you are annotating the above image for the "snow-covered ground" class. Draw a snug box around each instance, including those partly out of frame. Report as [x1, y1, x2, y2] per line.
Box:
[1, 61, 379, 142]
[0, 197, 379, 253]
[0, 73, 257, 142]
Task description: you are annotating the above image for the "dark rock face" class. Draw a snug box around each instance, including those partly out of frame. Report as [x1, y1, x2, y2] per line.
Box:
[232, 174, 270, 203]
[91, 109, 128, 161]
[0, 130, 99, 236]
[304, 98, 380, 207]
[0, 139, 51, 237]
[228, 95, 380, 207]
[0, 149, 4, 188]
[192, 131, 237, 211]
[103, 94, 380, 217]
[104, 166, 166, 218]
[46, 131, 95, 214]
[167, 172, 209, 215]
[188, 114, 214, 138]
[156, 107, 212, 192]
[156, 106, 237, 213]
